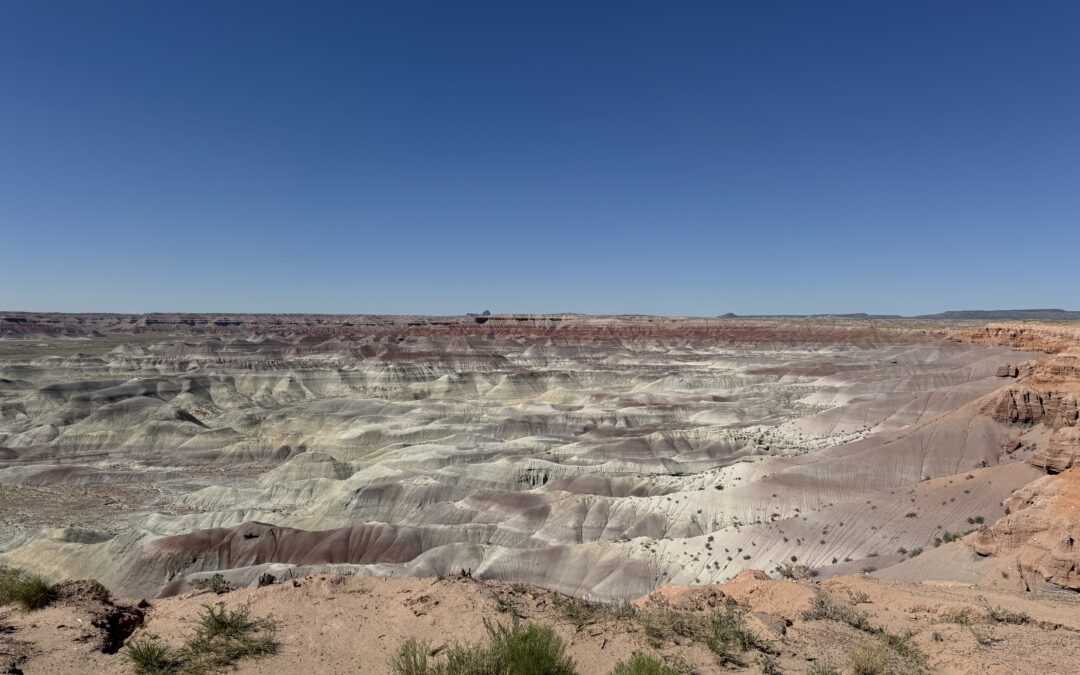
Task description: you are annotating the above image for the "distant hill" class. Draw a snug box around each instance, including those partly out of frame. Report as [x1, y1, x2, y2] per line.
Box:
[915, 309, 1080, 321]
[713, 309, 1080, 321]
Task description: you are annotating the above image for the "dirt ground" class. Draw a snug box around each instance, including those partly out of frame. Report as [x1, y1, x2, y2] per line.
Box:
[4, 570, 1080, 674]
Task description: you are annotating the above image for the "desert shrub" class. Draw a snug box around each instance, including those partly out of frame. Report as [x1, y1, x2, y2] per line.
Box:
[392, 619, 576, 675]
[636, 603, 764, 665]
[553, 595, 606, 628]
[639, 607, 702, 647]
[608, 653, 679, 675]
[190, 573, 234, 595]
[805, 592, 924, 671]
[806, 664, 840, 675]
[495, 593, 517, 614]
[705, 608, 761, 659]
[848, 641, 892, 675]
[775, 563, 813, 579]
[879, 630, 920, 660]
[126, 602, 277, 674]
[608, 601, 639, 621]
[551, 593, 765, 668]
[934, 530, 973, 547]
[486, 620, 576, 675]
[390, 638, 431, 675]
[181, 602, 277, 671]
[969, 624, 996, 646]
[847, 631, 927, 674]
[846, 589, 871, 605]
[802, 593, 872, 631]
[939, 606, 979, 625]
[125, 636, 182, 674]
[986, 605, 1029, 625]
[0, 566, 54, 611]
[757, 653, 781, 674]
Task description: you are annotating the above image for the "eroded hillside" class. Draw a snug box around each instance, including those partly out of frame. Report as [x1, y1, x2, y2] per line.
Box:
[2, 315, 1080, 672]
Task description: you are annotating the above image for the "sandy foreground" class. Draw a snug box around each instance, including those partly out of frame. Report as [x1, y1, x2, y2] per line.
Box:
[4, 568, 1080, 674]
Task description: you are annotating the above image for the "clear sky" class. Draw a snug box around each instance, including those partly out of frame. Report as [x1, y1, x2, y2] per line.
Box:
[2, 1, 1078, 316]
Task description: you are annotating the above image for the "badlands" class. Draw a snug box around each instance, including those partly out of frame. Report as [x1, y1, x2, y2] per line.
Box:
[1, 312, 1079, 673]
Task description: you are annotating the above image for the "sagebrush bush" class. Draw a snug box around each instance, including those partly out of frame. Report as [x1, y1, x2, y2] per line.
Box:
[182, 602, 277, 671]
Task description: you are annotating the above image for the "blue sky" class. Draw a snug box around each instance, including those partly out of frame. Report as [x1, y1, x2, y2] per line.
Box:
[2, 1, 1077, 315]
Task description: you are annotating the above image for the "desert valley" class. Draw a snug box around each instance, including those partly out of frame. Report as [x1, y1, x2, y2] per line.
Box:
[1, 313, 1078, 673]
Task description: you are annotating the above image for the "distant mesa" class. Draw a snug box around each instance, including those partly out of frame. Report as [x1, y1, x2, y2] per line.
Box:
[917, 309, 1080, 321]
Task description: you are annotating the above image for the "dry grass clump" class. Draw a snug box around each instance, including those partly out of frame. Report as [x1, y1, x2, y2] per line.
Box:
[848, 641, 893, 674]
[847, 636, 924, 675]
[549, 590, 768, 666]
[775, 563, 815, 579]
[391, 618, 576, 675]
[985, 605, 1029, 625]
[802, 592, 925, 673]
[635, 604, 766, 665]
[0, 565, 54, 611]
[608, 653, 681, 675]
[940, 603, 1029, 626]
[125, 602, 276, 674]
[190, 573, 234, 595]
[936, 603, 1027, 647]
[125, 636, 184, 675]
[938, 605, 979, 625]
[802, 592, 873, 631]
[484, 589, 771, 670]
[552, 594, 608, 628]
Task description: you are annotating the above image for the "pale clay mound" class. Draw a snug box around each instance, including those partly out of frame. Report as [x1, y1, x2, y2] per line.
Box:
[1, 315, 1080, 672]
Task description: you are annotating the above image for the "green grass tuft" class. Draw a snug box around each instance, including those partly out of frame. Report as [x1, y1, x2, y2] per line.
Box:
[0, 565, 55, 611]
[390, 638, 433, 675]
[125, 635, 182, 675]
[390, 618, 576, 675]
